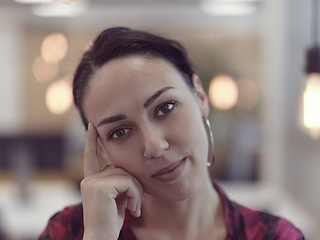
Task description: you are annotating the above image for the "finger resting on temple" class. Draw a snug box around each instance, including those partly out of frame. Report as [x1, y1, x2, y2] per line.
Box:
[84, 122, 101, 178]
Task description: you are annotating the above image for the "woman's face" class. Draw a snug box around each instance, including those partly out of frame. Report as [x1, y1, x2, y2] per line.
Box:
[83, 56, 209, 201]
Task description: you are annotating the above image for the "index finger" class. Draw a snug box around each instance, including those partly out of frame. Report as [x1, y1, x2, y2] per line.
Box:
[83, 122, 101, 178]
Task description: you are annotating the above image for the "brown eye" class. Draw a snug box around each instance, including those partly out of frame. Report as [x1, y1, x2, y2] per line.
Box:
[160, 104, 173, 115]
[110, 128, 131, 140]
[115, 129, 125, 137]
[156, 101, 177, 117]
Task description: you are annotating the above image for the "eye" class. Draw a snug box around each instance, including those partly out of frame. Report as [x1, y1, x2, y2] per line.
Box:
[109, 128, 132, 140]
[155, 100, 177, 117]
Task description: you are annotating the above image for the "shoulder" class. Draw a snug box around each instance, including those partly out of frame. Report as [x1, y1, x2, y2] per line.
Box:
[236, 203, 304, 239]
[213, 182, 304, 240]
[38, 203, 84, 240]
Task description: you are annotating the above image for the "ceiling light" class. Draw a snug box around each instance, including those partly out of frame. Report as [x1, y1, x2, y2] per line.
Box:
[297, 0, 320, 139]
[32, 0, 87, 17]
[41, 33, 68, 64]
[14, 0, 51, 3]
[200, 2, 257, 16]
[32, 55, 59, 82]
[236, 78, 259, 110]
[209, 75, 238, 110]
[56, 0, 78, 4]
[209, 0, 259, 2]
[46, 78, 73, 115]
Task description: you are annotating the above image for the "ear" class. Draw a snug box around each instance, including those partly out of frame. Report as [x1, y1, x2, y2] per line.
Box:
[192, 74, 209, 119]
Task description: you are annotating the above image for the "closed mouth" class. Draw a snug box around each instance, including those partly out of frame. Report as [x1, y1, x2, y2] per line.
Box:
[152, 158, 186, 177]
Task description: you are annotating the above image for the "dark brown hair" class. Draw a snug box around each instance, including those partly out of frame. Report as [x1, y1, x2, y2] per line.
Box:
[73, 27, 195, 129]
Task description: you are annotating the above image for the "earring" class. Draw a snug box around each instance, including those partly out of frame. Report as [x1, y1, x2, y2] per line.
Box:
[143, 142, 169, 159]
[203, 118, 214, 167]
[144, 151, 152, 159]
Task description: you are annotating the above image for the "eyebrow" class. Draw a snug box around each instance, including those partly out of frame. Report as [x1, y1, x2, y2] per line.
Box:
[97, 114, 126, 128]
[97, 86, 175, 128]
[144, 86, 175, 108]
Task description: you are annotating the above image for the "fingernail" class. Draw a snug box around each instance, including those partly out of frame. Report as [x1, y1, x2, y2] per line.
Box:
[88, 122, 92, 130]
[137, 208, 141, 217]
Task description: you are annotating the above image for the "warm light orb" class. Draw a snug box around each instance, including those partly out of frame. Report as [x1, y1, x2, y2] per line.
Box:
[209, 75, 238, 110]
[302, 73, 320, 139]
[41, 33, 68, 64]
[46, 78, 73, 114]
[32, 55, 59, 82]
[57, 0, 78, 4]
[236, 78, 259, 110]
[84, 39, 93, 51]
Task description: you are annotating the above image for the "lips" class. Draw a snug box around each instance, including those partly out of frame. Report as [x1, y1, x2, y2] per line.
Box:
[152, 159, 183, 176]
[151, 158, 186, 182]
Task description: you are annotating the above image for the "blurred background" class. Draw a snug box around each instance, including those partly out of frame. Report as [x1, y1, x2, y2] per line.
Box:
[0, 0, 320, 239]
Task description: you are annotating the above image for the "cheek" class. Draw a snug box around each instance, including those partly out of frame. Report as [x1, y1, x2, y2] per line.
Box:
[189, 120, 208, 161]
[171, 104, 207, 157]
[102, 139, 142, 172]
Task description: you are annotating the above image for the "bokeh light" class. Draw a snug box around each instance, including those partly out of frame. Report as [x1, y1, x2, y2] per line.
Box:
[200, 2, 257, 16]
[57, 0, 78, 4]
[236, 78, 259, 110]
[209, 75, 238, 110]
[41, 33, 68, 64]
[32, 55, 59, 82]
[46, 78, 73, 114]
[301, 73, 320, 139]
[84, 39, 93, 51]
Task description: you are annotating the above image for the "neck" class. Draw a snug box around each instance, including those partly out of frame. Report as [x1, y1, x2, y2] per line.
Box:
[131, 173, 226, 240]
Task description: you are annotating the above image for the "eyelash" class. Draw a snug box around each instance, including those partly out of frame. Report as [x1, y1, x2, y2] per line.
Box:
[108, 100, 178, 140]
[108, 127, 132, 140]
[154, 100, 178, 118]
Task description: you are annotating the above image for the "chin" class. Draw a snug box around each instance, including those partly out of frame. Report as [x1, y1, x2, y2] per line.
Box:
[145, 179, 202, 203]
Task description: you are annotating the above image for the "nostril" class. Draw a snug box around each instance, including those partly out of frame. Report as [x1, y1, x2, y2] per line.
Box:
[142, 125, 169, 159]
[143, 140, 169, 159]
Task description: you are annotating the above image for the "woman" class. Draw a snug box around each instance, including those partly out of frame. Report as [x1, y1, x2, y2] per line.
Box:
[39, 27, 304, 240]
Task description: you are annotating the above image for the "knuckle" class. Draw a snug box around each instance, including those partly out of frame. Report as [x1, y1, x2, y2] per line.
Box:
[81, 178, 103, 196]
[80, 178, 90, 191]
[81, 177, 97, 190]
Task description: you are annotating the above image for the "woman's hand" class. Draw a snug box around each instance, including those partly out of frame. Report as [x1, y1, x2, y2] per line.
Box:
[81, 122, 144, 240]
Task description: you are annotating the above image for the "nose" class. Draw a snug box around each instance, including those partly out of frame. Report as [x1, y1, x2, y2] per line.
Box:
[142, 125, 169, 159]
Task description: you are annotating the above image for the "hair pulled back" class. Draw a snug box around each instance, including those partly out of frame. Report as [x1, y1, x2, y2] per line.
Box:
[73, 27, 195, 129]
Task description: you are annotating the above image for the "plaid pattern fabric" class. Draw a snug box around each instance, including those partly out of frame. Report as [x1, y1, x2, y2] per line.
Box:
[39, 183, 304, 240]
[214, 183, 304, 240]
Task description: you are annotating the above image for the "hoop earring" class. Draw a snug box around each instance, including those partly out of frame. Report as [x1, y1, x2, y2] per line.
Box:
[203, 118, 214, 167]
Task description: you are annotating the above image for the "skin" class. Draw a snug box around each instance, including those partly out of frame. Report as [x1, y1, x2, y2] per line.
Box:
[81, 56, 226, 240]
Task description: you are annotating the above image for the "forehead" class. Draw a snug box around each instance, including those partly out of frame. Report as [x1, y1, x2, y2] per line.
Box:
[93, 56, 176, 88]
[88, 56, 189, 96]
[83, 56, 190, 122]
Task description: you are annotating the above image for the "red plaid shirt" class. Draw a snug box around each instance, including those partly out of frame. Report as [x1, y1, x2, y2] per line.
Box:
[39, 183, 304, 240]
